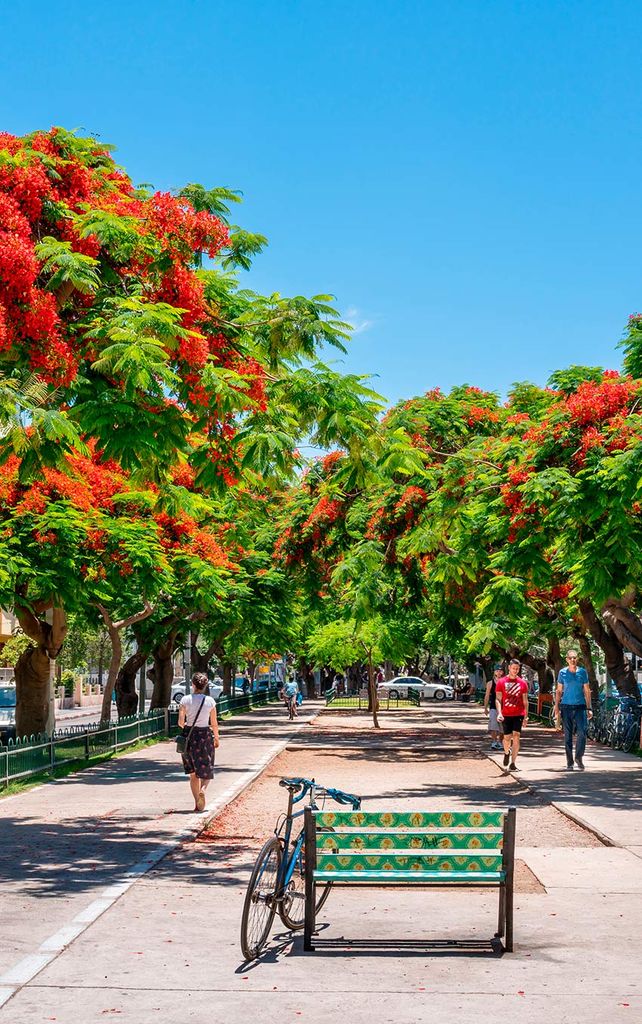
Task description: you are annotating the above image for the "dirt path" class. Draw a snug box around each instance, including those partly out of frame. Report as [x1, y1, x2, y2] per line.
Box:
[196, 709, 600, 897]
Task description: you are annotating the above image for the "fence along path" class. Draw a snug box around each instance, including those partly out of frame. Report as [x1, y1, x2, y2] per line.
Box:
[0, 686, 281, 786]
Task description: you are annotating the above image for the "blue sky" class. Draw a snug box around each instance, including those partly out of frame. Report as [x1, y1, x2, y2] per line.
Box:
[2, 1, 642, 405]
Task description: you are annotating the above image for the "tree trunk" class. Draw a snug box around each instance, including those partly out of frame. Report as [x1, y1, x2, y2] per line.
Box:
[14, 604, 67, 738]
[601, 599, 642, 659]
[15, 646, 53, 739]
[366, 648, 380, 729]
[297, 657, 315, 697]
[547, 636, 563, 681]
[97, 601, 153, 722]
[150, 632, 178, 709]
[384, 659, 394, 681]
[516, 651, 548, 693]
[222, 661, 235, 697]
[99, 629, 122, 723]
[576, 633, 600, 703]
[116, 648, 147, 718]
[579, 599, 639, 699]
[190, 631, 217, 675]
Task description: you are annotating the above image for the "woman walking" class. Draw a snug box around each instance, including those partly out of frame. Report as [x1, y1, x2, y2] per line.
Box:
[177, 672, 220, 811]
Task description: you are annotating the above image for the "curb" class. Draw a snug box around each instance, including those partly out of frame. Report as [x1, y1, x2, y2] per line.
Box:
[549, 801, 616, 848]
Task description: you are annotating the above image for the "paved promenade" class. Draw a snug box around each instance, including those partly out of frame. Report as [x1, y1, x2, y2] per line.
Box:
[1, 700, 641, 1022]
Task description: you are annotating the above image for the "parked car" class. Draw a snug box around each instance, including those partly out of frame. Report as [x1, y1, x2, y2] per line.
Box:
[377, 676, 454, 701]
[171, 679, 223, 705]
[0, 684, 16, 742]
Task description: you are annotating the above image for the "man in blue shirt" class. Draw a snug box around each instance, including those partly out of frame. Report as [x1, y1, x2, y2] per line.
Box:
[554, 650, 593, 771]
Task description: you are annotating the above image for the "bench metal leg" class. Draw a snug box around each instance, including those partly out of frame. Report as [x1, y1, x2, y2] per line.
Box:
[505, 879, 514, 952]
[304, 808, 316, 952]
[496, 883, 506, 939]
[304, 882, 316, 952]
[503, 807, 516, 952]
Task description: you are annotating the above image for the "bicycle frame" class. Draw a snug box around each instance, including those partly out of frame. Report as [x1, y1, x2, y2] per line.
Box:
[273, 782, 316, 898]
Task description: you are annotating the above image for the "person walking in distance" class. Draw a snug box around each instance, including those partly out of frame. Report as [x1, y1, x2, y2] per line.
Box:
[554, 649, 593, 771]
[177, 672, 220, 811]
[496, 659, 529, 771]
[484, 668, 504, 750]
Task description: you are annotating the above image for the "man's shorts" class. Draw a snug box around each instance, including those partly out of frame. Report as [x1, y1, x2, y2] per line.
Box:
[502, 714, 525, 734]
[488, 709, 499, 732]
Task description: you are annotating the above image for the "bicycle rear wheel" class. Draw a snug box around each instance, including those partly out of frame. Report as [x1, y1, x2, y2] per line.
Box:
[240, 837, 282, 961]
[278, 834, 333, 931]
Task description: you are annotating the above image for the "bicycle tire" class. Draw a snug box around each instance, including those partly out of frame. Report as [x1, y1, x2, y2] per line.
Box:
[622, 720, 640, 753]
[240, 836, 282, 961]
[278, 830, 333, 931]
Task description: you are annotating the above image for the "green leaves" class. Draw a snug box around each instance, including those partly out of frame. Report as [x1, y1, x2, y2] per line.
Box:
[222, 228, 268, 271]
[87, 297, 185, 397]
[0, 372, 89, 481]
[233, 293, 351, 370]
[178, 183, 243, 220]
[35, 237, 100, 297]
[75, 209, 144, 264]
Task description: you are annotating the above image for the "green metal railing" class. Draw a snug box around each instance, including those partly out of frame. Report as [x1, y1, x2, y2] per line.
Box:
[324, 686, 421, 710]
[0, 686, 283, 788]
[0, 710, 168, 787]
[215, 686, 281, 717]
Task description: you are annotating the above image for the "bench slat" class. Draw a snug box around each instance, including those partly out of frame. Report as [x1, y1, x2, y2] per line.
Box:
[317, 831, 503, 852]
[313, 869, 505, 883]
[315, 811, 505, 829]
[317, 853, 503, 872]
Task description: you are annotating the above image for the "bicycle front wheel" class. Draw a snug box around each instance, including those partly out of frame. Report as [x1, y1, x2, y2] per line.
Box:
[278, 835, 332, 931]
[240, 837, 282, 961]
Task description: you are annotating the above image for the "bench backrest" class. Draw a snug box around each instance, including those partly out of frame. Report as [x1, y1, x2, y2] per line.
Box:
[310, 809, 514, 875]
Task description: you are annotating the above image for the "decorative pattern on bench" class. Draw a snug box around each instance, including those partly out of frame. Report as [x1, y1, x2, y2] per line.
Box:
[315, 811, 504, 829]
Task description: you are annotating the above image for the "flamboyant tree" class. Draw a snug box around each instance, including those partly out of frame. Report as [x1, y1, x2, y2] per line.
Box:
[0, 127, 382, 735]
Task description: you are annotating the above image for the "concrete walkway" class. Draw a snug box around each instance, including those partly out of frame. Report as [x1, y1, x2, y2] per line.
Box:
[0, 700, 319, 1011]
[435, 702, 642, 850]
[1, 700, 641, 1022]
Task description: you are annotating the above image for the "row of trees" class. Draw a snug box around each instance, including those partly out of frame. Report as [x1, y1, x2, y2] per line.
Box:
[278, 352, 642, 721]
[0, 127, 382, 736]
[2, 127, 641, 738]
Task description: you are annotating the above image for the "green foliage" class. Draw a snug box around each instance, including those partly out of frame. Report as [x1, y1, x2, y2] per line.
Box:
[0, 629, 31, 667]
[35, 237, 100, 296]
[546, 365, 604, 394]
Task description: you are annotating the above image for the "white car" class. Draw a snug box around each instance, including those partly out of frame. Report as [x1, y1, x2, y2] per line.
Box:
[377, 676, 454, 701]
[171, 680, 223, 705]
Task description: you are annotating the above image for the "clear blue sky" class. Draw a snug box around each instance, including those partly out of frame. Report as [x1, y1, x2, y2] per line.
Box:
[2, 1, 642, 404]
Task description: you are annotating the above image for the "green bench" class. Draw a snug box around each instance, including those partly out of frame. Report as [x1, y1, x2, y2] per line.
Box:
[304, 807, 516, 953]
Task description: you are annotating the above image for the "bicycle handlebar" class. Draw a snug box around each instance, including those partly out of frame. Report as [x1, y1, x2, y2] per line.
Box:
[278, 776, 361, 810]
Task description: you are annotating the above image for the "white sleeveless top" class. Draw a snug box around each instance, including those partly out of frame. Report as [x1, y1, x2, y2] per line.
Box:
[180, 693, 215, 727]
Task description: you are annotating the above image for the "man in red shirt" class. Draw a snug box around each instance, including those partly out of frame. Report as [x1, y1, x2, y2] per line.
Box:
[495, 659, 529, 771]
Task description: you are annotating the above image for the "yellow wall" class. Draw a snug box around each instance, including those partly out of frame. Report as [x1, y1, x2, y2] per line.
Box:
[0, 610, 16, 644]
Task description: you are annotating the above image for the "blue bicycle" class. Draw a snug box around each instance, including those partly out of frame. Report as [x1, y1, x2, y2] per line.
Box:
[240, 776, 361, 960]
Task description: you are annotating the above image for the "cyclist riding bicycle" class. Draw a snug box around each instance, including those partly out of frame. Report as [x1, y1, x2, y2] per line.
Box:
[282, 678, 299, 719]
